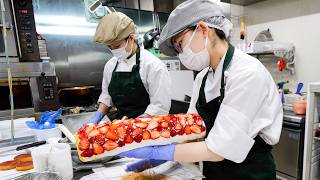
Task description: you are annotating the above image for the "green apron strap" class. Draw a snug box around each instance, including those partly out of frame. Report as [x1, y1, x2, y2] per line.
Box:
[219, 44, 235, 102]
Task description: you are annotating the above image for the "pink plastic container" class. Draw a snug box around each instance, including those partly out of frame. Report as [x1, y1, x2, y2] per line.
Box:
[292, 99, 307, 115]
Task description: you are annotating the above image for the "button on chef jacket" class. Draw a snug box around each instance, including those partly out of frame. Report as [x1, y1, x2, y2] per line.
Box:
[99, 48, 172, 116]
[188, 48, 283, 163]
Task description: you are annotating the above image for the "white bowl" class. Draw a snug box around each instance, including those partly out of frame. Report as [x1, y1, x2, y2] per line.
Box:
[31, 125, 62, 141]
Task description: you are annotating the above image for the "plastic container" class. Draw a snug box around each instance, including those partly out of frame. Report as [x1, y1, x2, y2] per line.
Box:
[292, 99, 307, 115]
[31, 125, 62, 141]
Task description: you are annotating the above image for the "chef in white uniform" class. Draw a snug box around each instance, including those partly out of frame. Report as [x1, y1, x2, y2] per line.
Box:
[85, 12, 171, 124]
[120, 0, 283, 179]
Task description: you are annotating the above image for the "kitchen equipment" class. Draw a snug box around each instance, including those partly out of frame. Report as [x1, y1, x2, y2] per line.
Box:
[0, 0, 59, 119]
[0, 140, 46, 154]
[0, 73, 59, 113]
[0, 0, 40, 62]
[273, 110, 305, 180]
[31, 125, 62, 141]
[13, 172, 62, 180]
[58, 86, 95, 107]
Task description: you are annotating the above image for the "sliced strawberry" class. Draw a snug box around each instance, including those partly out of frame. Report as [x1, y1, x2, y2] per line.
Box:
[93, 142, 104, 154]
[195, 119, 203, 126]
[200, 125, 206, 132]
[81, 148, 94, 157]
[168, 121, 175, 128]
[187, 117, 194, 125]
[132, 128, 143, 136]
[161, 129, 170, 138]
[171, 117, 178, 122]
[123, 120, 133, 126]
[177, 130, 184, 136]
[151, 130, 160, 139]
[88, 129, 99, 138]
[124, 134, 134, 144]
[116, 126, 126, 139]
[126, 126, 134, 134]
[106, 130, 118, 141]
[88, 137, 95, 143]
[170, 129, 177, 137]
[135, 122, 148, 129]
[103, 140, 118, 151]
[185, 125, 191, 135]
[118, 140, 125, 147]
[134, 134, 143, 143]
[134, 119, 141, 123]
[179, 116, 186, 126]
[109, 124, 118, 131]
[84, 124, 94, 135]
[95, 134, 105, 145]
[152, 116, 163, 121]
[174, 123, 182, 130]
[143, 130, 151, 140]
[78, 139, 90, 151]
[147, 121, 159, 130]
[161, 121, 169, 128]
[78, 130, 87, 140]
[163, 116, 171, 121]
[140, 118, 152, 122]
[191, 125, 201, 134]
[98, 125, 109, 134]
[156, 126, 163, 132]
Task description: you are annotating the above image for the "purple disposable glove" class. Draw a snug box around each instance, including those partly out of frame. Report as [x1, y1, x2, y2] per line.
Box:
[84, 111, 104, 125]
[125, 159, 167, 172]
[119, 144, 176, 161]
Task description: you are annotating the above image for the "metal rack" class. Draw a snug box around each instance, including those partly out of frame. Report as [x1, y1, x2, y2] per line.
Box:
[246, 41, 295, 74]
[303, 83, 320, 180]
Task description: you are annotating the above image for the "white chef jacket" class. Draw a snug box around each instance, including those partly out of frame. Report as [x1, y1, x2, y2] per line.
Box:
[188, 48, 283, 163]
[98, 49, 172, 116]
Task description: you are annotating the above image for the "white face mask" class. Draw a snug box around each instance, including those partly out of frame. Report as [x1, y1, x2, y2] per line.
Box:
[110, 40, 131, 60]
[178, 26, 210, 71]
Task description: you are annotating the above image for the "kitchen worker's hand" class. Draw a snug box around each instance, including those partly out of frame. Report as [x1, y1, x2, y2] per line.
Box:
[118, 144, 175, 161]
[83, 111, 104, 125]
[125, 159, 167, 172]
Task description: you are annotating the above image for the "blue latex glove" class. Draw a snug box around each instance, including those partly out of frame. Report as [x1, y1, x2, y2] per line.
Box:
[84, 111, 104, 124]
[125, 159, 167, 172]
[26, 108, 62, 130]
[119, 144, 176, 161]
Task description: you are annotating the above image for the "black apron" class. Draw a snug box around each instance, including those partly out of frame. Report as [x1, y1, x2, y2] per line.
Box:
[196, 44, 276, 180]
[108, 45, 150, 119]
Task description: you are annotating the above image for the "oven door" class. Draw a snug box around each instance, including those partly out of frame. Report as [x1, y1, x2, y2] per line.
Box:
[0, 0, 19, 61]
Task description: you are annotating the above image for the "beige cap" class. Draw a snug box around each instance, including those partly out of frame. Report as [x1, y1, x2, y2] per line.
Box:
[93, 12, 135, 45]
